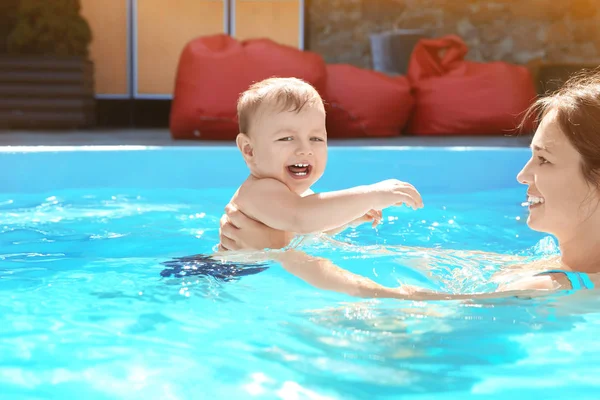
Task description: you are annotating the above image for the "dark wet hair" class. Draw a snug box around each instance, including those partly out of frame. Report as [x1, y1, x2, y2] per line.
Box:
[522, 69, 600, 187]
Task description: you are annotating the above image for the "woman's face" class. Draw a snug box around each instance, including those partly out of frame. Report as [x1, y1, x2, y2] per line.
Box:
[517, 109, 600, 242]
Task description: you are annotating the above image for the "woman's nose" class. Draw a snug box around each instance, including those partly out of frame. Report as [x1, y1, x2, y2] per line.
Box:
[517, 158, 533, 184]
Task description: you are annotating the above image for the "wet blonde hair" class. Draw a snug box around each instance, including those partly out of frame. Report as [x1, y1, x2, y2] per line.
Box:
[237, 77, 324, 134]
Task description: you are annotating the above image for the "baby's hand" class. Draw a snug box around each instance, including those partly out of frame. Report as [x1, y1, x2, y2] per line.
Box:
[353, 209, 382, 228]
[325, 210, 382, 236]
[370, 179, 424, 210]
[363, 209, 382, 228]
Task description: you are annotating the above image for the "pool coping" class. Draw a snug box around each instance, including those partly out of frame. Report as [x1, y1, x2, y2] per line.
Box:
[0, 128, 532, 148]
[0, 145, 531, 153]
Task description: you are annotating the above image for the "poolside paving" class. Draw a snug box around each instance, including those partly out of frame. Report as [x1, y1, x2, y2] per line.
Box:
[0, 129, 531, 147]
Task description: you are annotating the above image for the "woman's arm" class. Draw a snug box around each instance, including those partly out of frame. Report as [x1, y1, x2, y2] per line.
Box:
[217, 205, 578, 300]
[272, 250, 559, 301]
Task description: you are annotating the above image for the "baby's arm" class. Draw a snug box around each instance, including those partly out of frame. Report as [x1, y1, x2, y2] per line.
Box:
[302, 190, 383, 235]
[323, 209, 382, 235]
[301, 189, 381, 235]
[236, 178, 421, 234]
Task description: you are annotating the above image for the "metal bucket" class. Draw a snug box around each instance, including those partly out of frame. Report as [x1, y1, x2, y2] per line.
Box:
[369, 29, 428, 75]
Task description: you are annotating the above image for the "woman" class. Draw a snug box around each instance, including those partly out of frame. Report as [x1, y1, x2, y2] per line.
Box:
[219, 71, 600, 299]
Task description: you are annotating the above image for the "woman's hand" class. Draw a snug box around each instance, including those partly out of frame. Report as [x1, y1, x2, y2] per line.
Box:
[496, 274, 561, 292]
[218, 204, 292, 251]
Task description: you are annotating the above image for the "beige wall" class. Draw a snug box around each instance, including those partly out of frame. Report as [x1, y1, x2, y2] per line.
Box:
[136, 0, 227, 96]
[233, 0, 301, 48]
[82, 0, 303, 97]
[80, 0, 129, 95]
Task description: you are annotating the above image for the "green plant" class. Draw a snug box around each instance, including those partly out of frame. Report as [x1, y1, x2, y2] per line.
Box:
[7, 0, 92, 57]
[0, 0, 20, 54]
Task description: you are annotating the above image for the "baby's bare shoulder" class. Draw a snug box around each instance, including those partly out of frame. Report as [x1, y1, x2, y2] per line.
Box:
[244, 176, 286, 190]
[230, 177, 286, 211]
[229, 179, 251, 208]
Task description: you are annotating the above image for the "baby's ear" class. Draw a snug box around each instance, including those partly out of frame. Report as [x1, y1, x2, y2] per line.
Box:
[236, 133, 253, 160]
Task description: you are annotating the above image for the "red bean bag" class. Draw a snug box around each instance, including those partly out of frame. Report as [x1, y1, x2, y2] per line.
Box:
[406, 35, 537, 135]
[244, 38, 327, 93]
[324, 64, 414, 138]
[170, 34, 327, 140]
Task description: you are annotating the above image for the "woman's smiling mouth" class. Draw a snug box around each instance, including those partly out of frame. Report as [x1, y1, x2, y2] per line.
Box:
[522, 195, 545, 208]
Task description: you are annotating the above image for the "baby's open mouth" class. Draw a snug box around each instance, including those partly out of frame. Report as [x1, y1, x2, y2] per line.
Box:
[287, 163, 312, 178]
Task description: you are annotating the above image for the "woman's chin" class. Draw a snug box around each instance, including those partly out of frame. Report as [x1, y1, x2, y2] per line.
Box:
[526, 214, 546, 232]
[527, 221, 543, 232]
[525, 204, 546, 229]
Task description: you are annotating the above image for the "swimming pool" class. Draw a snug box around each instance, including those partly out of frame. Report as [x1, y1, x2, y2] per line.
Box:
[1, 146, 599, 399]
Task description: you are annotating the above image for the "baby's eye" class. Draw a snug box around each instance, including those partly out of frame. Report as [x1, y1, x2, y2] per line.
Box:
[278, 137, 293, 141]
[538, 156, 550, 165]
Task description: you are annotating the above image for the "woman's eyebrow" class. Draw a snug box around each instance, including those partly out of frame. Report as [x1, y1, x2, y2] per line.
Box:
[531, 144, 552, 154]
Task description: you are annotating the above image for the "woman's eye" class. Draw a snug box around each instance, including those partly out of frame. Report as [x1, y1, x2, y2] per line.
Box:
[278, 137, 293, 141]
[310, 137, 325, 142]
[538, 156, 550, 165]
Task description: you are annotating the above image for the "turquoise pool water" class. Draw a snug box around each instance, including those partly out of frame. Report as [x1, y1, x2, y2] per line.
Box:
[1, 147, 599, 399]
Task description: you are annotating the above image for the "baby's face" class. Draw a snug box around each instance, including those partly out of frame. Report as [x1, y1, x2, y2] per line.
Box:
[247, 104, 327, 194]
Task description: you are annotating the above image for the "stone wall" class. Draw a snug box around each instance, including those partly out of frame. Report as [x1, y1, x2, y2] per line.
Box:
[307, 0, 600, 69]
